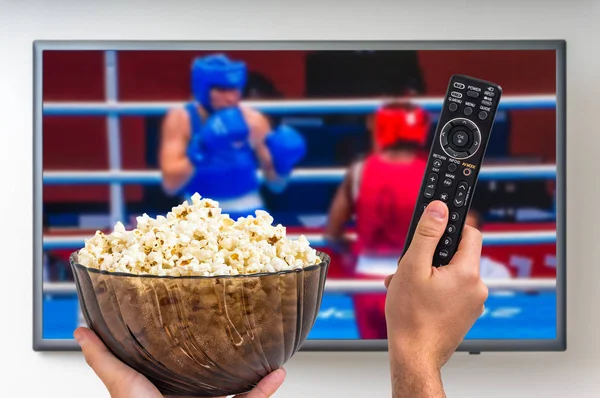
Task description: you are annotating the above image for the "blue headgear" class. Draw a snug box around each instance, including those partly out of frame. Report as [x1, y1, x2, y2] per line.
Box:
[191, 54, 247, 111]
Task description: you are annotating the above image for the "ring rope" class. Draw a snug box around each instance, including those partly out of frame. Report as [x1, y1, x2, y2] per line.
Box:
[43, 278, 556, 296]
[43, 165, 557, 185]
[42, 230, 556, 250]
[42, 95, 556, 116]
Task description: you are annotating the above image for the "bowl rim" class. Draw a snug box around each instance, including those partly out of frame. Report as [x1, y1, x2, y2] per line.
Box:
[69, 250, 330, 280]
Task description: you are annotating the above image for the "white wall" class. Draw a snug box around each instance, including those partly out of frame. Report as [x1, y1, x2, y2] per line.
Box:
[1, 0, 598, 396]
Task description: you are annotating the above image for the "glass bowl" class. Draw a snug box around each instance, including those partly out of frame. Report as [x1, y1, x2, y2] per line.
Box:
[70, 251, 330, 397]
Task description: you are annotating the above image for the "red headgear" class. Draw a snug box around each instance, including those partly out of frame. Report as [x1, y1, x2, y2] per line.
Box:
[374, 104, 430, 150]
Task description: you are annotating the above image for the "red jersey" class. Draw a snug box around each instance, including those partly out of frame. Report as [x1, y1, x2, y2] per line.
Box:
[353, 153, 427, 257]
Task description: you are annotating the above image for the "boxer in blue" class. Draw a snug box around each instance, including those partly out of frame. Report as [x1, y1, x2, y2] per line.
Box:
[159, 54, 306, 219]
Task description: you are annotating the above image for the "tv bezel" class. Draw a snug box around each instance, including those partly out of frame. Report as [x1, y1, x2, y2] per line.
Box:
[33, 40, 566, 352]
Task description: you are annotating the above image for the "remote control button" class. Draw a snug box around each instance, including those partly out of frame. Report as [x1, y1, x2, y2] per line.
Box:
[453, 82, 465, 89]
[445, 147, 468, 159]
[450, 212, 460, 222]
[467, 90, 479, 98]
[454, 118, 477, 130]
[443, 178, 453, 187]
[440, 119, 481, 160]
[442, 237, 453, 247]
[449, 102, 458, 112]
[451, 91, 463, 99]
[447, 224, 456, 234]
[484, 91, 495, 97]
[452, 131, 469, 147]
[464, 107, 473, 116]
[421, 203, 429, 212]
[478, 111, 488, 120]
[447, 163, 457, 172]
[463, 168, 472, 176]
[468, 137, 481, 155]
[424, 173, 438, 199]
[433, 159, 443, 168]
[439, 192, 449, 202]
[453, 182, 468, 207]
[441, 122, 452, 144]
[454, 198, 465, 207]
[438, 249, 449, 260]
[481, 100, 493, 106]
[453, 198, 465, 207]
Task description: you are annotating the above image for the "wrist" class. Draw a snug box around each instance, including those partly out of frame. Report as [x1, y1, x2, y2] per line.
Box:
[389, 343, 439, 373]
[390, 360, 444, 398]
[323, 234, 349, 253]
[389, 341, 444, 398]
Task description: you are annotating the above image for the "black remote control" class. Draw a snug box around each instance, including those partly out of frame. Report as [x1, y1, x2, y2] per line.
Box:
[402, 74, 502, 267]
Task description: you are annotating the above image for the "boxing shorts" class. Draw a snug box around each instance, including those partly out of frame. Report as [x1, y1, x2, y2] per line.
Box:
[182, 104, 260, 201]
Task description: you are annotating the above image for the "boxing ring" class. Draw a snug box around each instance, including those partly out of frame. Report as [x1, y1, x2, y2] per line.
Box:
[41, 51, 558, 340]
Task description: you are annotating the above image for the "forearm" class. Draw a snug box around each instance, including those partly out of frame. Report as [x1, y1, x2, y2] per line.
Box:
[324, 217, 345, 240]
[324, 180, 353, 242]
[389, 346, 445, 398]
[161, 158, 194, 195]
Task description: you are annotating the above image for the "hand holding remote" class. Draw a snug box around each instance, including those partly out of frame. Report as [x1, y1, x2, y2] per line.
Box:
[403, 75, 502, 267]
[385, 200, 488, 397]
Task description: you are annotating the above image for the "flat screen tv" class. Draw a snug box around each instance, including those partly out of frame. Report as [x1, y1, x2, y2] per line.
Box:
[33, 40, 566, 352]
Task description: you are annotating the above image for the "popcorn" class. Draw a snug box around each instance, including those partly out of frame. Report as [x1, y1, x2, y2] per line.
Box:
[77, 193, 320, 276]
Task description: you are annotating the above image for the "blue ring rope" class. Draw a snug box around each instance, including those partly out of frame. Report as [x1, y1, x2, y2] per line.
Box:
[42, 166, 557, 185]
[42, 96, 556, 116]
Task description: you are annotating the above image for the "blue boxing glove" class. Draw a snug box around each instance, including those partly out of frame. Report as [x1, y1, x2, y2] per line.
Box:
[201, 106, 250, 154]
[187, 106, 251, 164]
[183, 106, 259, 199]
[265, 125, 307, 177]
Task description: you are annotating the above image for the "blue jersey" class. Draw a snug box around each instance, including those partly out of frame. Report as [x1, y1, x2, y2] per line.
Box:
[182, 103, 261, 207]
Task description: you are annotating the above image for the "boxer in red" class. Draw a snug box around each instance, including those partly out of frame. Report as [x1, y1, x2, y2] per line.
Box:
[325, 101, 430, 339]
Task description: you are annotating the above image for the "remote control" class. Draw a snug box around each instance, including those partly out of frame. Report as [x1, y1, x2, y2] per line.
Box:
[402, 74, 502, 267]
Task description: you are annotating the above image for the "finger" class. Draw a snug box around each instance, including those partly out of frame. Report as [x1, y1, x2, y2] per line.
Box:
[401, 201, 448, 277]
[74, 327, 135, 394]
[236, 368, 286, 398]
[447, 225, 483, 277]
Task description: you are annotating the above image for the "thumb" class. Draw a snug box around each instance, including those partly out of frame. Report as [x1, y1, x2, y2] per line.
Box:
[74, 327, 138, 395]
[401, 201, 448, 275]
[237, 368, 286, 398]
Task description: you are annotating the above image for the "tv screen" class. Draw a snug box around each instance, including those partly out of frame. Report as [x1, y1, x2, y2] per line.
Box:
[34, 41, 565, 352]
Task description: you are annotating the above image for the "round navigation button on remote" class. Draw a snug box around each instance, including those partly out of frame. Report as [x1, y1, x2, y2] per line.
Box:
[478, 111, 488, 120]
[443, 237, 453, 247]
[438, 249, 449, 259]
[447, 163, 457, 172]
[452, 131, 469, 147]
[440, 118, 481, 160]
[449, 103, 458, 112]
[447, 224, 456, 234]
[463, 168, 472, 176]
[450, 212, 460, 222]
[433, 159, 443, 168]
[464, 107, 473, 116]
